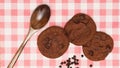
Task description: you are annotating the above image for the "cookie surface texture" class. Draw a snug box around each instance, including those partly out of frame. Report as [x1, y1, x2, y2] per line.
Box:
[64, 13, 96, 46]
[83, 32, 114, 61]
[37, 26, 69, 58]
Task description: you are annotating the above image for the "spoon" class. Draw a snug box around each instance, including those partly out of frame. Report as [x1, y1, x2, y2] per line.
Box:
[7, 4, 51, 68]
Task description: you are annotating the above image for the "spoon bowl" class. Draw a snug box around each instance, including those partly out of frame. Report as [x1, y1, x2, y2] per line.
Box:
[30, 4, 50, 29]
[7, 4, 50, 68]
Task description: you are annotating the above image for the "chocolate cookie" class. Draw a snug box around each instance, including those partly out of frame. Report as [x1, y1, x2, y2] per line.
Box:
[64, 13, 96, 46]
[83, 32, 114, 61]
[37, 26, 69, 58]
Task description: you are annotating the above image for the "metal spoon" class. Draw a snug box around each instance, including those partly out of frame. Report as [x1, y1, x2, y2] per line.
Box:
[7, 4, 50, 68]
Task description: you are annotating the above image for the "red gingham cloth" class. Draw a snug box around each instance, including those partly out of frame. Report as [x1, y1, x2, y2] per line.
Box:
[0, 0, 120, 68]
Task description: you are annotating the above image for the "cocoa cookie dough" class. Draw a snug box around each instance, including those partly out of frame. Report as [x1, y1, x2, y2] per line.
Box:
[83, 32, 114, 61]
[37, 26, 69, 58]
[64, 13, 96, 46]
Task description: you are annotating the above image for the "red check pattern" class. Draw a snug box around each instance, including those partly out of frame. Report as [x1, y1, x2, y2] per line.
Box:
[0, 0, 120, 68]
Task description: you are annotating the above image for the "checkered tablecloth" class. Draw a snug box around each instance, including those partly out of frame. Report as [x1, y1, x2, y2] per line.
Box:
[0, 0, 120, 68]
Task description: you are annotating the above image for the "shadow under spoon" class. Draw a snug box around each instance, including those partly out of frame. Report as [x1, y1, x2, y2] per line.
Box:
[7, 4, 51, 68]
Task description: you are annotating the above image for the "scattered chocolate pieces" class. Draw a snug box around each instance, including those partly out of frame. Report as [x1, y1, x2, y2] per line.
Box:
[59, 55, 79, 68]
[36, 12, 114, 67]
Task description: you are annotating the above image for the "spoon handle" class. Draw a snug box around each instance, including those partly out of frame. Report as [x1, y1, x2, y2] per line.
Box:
[7, 28, 37, 68]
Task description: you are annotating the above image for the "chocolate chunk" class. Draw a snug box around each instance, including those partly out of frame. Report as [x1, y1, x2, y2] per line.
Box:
[73, 55, 76, 58]
[106, 45, 111, 52]
[79, 14, 85, 20]
[76, 59, 79, 61]
[73, 18, 80, 24]
[63, 61, 66, 64]
[44, 44, 51, 49]
[67, 59, 70, 62]
[44, 39, 52, 49]
[43, 38, 51, 49]
[61, 62, 64, 65]
[89, 50, 94, 56]
[59, 44, 65, 49]
[59, 65, 62, 68]
[71, 62, 74, 64]
[89, 64, 93, 67]
[81, 55, 84, 57]
[75, 63, 79, 65]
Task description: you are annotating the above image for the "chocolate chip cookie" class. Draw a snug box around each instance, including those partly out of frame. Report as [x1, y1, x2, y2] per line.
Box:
[64, 13, 96, 46]
[83, 31, 114, 61]
[37, 26, 69, 58]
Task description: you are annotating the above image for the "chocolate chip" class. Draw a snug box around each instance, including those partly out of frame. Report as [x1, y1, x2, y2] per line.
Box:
[44, 44, 51, 49]
[106, 45, 111, 52]
[63, 61, 66, 64]
[79, 14, 85, 20]
[73, 55, 76, 58]
[67, 58, 71, 62]
[44, 38, 52, 49]
[71, 62, 74, 64]
[59, 65, 62, 68]
[67, 60, 70, 62]
[74, 60, 79, 64]
[89, 50, 94, 56]
[73, 18, 80, 24]
[81, 55, 84, 57]
[59, 44, 65, 49]
[61, 62, 64, 65]
[99, 45, 103, 48]
[72, 57, 74, 59]
[89, 64, 93, 67]
[76, 59, 79, 61]
[75, 63, 79, 65]
[59, 55, 79, 68]
[66, 63, 70, 66]
[94, 34, 101, 40]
